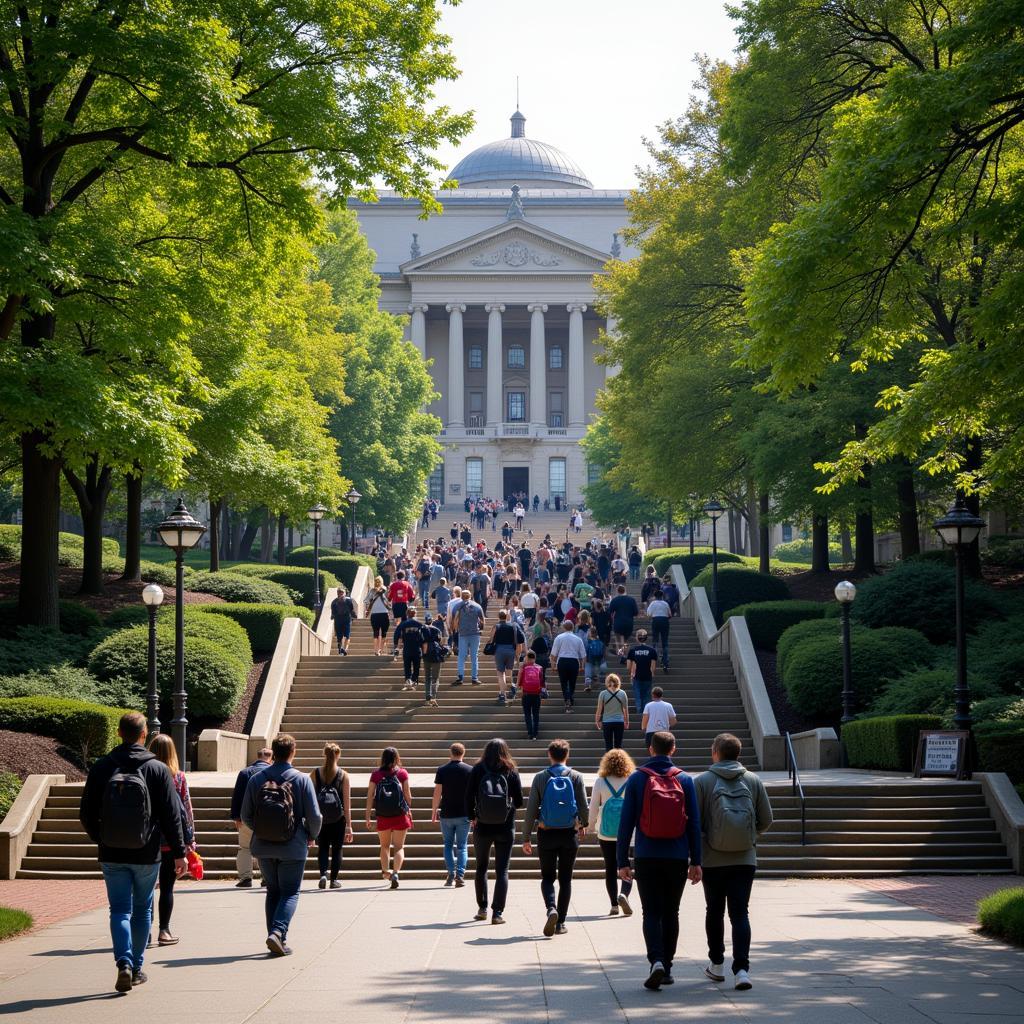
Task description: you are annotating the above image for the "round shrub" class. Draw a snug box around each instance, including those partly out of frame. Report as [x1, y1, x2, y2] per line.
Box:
[317, 555, 377, 589]
[642, 547, 744, 580]
[782, 626, 936, 720]
[869, 667, 1000, 719]
[725, 600, 826, 651]
[977, 887, 1024, 947]
[104, 606, 150, 629]
[187, 571, 293, 606]
[160, 608, 253, 670]
[224, 565, 338, 608]
[975, 721, 1024, 783]
[971, 696, 1024, 724]
[0, 626, 96, 675]
[286, 544, 344, 568]
[851, 560, 1004, 644]
[689, 563, 791, 619]
[0, 665, 143, 711]
[139, 560, 195, 589]
[197, 603, 315, 652]
[777, 618, 849, 678]
[0, 695, 131, 763]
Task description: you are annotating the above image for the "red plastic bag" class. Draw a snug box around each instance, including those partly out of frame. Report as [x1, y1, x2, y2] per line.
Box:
[186, 848, 204, 881]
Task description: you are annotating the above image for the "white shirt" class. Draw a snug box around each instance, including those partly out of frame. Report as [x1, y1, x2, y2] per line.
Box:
[642, 700, 676, 732]
[520, 591, 538, 609]
[551, 631, 587, 661]
[647, 599, 671, 618]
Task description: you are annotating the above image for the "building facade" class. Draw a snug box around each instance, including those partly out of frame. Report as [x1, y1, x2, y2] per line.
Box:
[350, 111, 635, 507]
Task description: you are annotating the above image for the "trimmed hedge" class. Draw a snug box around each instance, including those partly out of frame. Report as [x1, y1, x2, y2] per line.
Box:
[641, 546, 744, 580]
[223, 565, 337, 609]
[287, 548, 376, 589]
[186, 571, 294, 606]
[978, 887, 1024, 947]
[0, 696, 132, 763]
[286, 544, 345, 567]
[0, 525, 120, 566]
[842, 714, 942, 771]
[852, 560, 1004, 644]
[869, 668, 1001, 719]
[689, 563, 791, 618]
[782, 626, 936, 719]
[197, 603, 314, 652]
[725, 600, 826, 651]
[773, 539, 843, 563]
[0, 599, 102, 638]
[975, 721, 1024, 783]
[0, 627, 97, 675]
[970, 617, 1024, 695]
[777, 618, 850, 679]
[139, 560, 195, 589]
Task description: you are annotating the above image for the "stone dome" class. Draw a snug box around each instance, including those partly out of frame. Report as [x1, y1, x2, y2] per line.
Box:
[445, 111, 592, 189]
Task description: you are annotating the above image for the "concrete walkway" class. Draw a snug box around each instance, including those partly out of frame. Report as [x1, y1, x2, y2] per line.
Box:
[0, 878, 1021, 1023]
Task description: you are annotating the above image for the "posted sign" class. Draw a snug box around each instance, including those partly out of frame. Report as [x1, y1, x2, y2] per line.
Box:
[914, 730, 969, 780]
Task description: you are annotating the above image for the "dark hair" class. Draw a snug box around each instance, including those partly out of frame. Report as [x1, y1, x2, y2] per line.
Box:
[617, 585, 626, 594]
[380, 746, 402, 772]
[397, 570, 405, 580]
[119, 711, 146, 743]
[548, 738, 570, 762]
[654, 590, 664, 599]
[272, 733, 296, 761]
[712, 733, 742, 760]
[479, 738, 517, 774]
[650, 731, 675, 756]
[652, 686, 664, 698]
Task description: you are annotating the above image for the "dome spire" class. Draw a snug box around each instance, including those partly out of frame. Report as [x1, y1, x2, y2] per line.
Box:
[510, 109, 526, 138]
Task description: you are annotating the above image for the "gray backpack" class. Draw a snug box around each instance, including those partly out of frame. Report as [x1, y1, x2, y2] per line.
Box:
[707, 773, 756, 852]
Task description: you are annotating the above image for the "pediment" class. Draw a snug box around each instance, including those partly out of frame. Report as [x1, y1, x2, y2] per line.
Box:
[400, 222, 610, 276]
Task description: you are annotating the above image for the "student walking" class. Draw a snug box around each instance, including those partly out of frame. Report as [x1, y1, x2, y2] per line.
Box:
[589, 748, 635, 917]
[646, 590, 672, 671]
[79, 712, 186, 993]
[551, 619, 587, 712]
[394, 606, 424, 690]
[641, 687, 677, 748]
[487, 608, 523, 705]
[616, 731, 702, 991]
[230, 747, 272, 888]
[695, 733, 773, 991]
[519, 650, 546, 740]
[366, 577, 392, 656]
[330, 586, 355, 655]
[627, 630, 658, 716]
[467, 738, 524, 924]
[608, 585, 639, 655]
[388, 570, 416, 624]
[453, 591, 485, 686]
[310, 743, 353, 890]
[366, 747, 413, 889]
[420, 612, 447, 706]
[431, 743, 473, 886]
[148, 734, 194, 947]
[522, 739, 589, 937]
[594, 673, 630, 750]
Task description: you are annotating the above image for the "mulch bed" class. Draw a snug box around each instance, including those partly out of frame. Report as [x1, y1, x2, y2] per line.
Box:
[779, 567, 879, 602]
[0, 729, 84, 781]
[756, 649, 818, 736]
[205, 655, 272, 737]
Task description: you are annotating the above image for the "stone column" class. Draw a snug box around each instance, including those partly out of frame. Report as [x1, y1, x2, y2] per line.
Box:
[408, 303, 428, 357]
[446, 303, 466, 428]
[528, 303, 547, 430]
[485, 303, 505, 429]
[604, 314, 620, 380]
[567, 302, 588, 427]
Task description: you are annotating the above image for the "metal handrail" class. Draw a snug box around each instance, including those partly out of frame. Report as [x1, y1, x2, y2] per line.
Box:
[784, 731, 807, 846]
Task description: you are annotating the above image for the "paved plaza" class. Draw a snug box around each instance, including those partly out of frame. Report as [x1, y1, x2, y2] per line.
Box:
[0, 878, 1021, 1023]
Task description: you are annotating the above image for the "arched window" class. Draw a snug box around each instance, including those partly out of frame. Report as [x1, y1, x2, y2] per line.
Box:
[468, 346, 483, 369]
[549, 345, 563, 370]
[507, 344, 525, 369]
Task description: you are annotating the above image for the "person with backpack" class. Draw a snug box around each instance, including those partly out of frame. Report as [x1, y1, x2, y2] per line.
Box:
[589, 748, 636, 917]
[366, 577, 392, 657]
[608, 585, 639, 656]
[627, 630, 658, 717]
[521, 739, 589, 937]
[393, 606, 424, 691]
[241, 733, 322, 957]
[431, 742, 473, 887]
[79, 712, 186, 993]
[585, 625, 606, 693]
[641, 687, 677, 749]
[388, 570, 416, 625]
[487, 608, 524, 706]
[695, 733, 773, 992]
[453, 589, 485, 687]
[147, 734, 195, 948]
[466, 738, 524, 924]
[420, 612, 447, 706]
[616, 731, 702, 991]
[627, 545, 643, 581]
[646, 590, 672, 672]
[366, 746, 413, 889]
[594, 673, 630, 751]
[230, 746, 273, 888]
[330, 586, 355, 656]
[310, 742, 352, 890]
[518, 649, 547, 740]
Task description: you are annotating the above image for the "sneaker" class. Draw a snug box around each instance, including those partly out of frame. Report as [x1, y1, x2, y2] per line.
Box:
[115, 964, 133, 993]
[330, 879, 342, 890]
[498, 694, 506, 705]
[444, 873, 454, 887]
[609, 905, 619, 916]
[644, 962, 666, 990]
[543, 908, 559, 937]
[318, 875, 328, 890]
[735, 970, 752, 991]
[662, 973, 674, 985]
[491, 913, 506, 925]
[617, 893, 633, 916]
[474, 907, 488, 921]
[453, 677, 464, 686]
[266, 932, 288, 957]
[339, 649, 347, 656]
[471, 678, 481, 686]
[705, 961, 725, 982]
[235, 878, 253, 889]
[390, 872, 400, 889]
[131, 970, 148, 987]
[555, 924, 568, 935]
[455, 876, 465, 888]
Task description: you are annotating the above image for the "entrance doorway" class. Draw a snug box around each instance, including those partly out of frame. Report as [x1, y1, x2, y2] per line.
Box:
[503, 467, 529, 503]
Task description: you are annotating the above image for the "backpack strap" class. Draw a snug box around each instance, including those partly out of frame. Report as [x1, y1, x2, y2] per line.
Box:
[606, 778, 626, 798]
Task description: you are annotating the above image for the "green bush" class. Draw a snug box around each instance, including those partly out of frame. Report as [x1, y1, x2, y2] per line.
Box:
[971, 696, 1024, 724]
[286, 544, 344, 568]
[983, 538, 1024, 571]
[782, 626, 936, 719]
[725, 600, 826, 651]
[104, 606, 150, 629]
[0, 525, 120, 565]
[689, 563, 791, 618]
[317, 555, 376, 589]
[0, 599, 102, 638]
[852, 561, 1004, 644]
[0, 696, 132, 763]
[772, 539, 844, 563]
[139, 560, 195, 588]
[978, 887, 1024, 946]
[0, 665, 143, 711]
[186, 570, 294, 606]
[905, 548, 955, 566]
[196, 603, 313, 652]
[777, 618, 848, 678]
[869, 668, 1000, 719]
[975, 720, 1024, 783]
[842, 714, 942, 771]
[223, 565, 337, 608]
[0, 770, 21, 821]
[641, 546, 744, 580]
[969, 617, 1024, 695]
[0, 627, 97, 676]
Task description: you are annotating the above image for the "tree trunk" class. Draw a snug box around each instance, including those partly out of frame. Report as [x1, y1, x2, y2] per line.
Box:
[759, 491, 770, 574]
[748, 483, 760, 558]
[666, 503, 673, 548]
[963, 438, 983, 577]
[63, 456, 113, 595]
[238, 513, 259, 561]
[841, 527, 853, 565]
[208, 498, 223, 572]
[726, 509, 737, 554]
[228, 509, 242, 561]
[277, 513, 287, 565]
[895, 458, 920, 559]
[121, 469, 143, 582]
[19, 431, 63, 626]
[221, 504, 232, 561]
[811, 514, 831, 573]
[259, 508, 272, 563]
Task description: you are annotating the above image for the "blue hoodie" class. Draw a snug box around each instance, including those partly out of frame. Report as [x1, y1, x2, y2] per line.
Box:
[616, 755, 702, 868]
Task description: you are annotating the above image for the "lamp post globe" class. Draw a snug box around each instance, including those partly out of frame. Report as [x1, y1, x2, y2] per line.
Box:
[142, 584, 164, 737]
[308, 503, 329, 613]
[345, 488, 362, 556]
[703, 500, 725, 623]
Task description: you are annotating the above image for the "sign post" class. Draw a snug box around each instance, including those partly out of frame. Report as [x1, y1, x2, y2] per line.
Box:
[914, 730, 970, 780]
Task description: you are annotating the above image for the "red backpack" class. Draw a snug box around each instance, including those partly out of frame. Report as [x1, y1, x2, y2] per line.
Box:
[638, 767, 687, 839]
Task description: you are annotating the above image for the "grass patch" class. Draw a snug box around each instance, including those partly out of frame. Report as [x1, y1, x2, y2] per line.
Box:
[978, 888, 1024, 947]
[0, 907, 33, 940]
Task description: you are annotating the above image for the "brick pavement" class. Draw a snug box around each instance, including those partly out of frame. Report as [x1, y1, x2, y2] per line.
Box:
[0, 880, 107, 934]
[851, 875, 1021, 925]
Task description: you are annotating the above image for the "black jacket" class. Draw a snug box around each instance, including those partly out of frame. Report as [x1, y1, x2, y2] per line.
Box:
[79, 743, 186, 864]
[230, 758, 272, 820]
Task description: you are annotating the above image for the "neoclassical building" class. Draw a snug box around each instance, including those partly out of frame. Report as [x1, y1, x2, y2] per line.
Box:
[350, 110, 634, 506]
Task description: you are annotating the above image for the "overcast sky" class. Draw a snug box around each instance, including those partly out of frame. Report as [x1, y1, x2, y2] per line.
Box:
[429, 0, 740, 189]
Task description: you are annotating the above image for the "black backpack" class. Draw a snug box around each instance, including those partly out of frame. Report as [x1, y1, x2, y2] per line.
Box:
[253, 778, 297, 842]
[476, 769, 512, 825]
[315, 768, 345, 825]
[100, 763, 151, 849]
[374, 773, 407, 817]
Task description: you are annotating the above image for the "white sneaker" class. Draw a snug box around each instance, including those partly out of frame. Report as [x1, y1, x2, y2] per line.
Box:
[734, 969, 752, 990]
[705, 961, 725, 982]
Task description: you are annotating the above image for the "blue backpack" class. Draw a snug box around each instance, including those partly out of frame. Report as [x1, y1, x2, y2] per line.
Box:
[586, 637, 605, 660]
[600, 778, 626, 837]
[540, 765, 577, 829]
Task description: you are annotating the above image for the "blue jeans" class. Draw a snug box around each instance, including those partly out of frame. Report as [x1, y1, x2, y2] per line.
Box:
[101, 861, 160, 970]
[418, 580, 430, 608]
[457, 633, 480, 679]
[259, 857, 306, 941]
[440, 817, 470, 877]
[629, 566, 640, 580]
[633, 678, 652, 716]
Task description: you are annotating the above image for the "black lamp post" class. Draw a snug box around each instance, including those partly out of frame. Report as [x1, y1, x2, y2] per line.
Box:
[142, 583, 164, 737]
[308, 503, 328, 613]
[835, 580, 857, 766]
[704, 499, 725, 622]
[346, 487, 362, 556]
[157, 499, 206, 765]
[933, 496, 985, 748]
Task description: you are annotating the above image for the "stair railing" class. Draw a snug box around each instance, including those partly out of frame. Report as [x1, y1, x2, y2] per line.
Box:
[784, 731, 807, 846]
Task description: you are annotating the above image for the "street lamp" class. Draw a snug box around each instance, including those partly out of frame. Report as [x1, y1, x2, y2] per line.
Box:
[933, 496, 985, 750]
[157, 499, 206, 765]
[345, 488, 362, 556]
[835, 580, 857, 766]
[142, 584, 164, 737]
[704, 499, 725, 622]
[308, 503, 328, 613]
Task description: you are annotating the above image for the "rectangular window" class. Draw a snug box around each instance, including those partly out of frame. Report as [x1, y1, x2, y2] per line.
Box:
[469, 391, 483, 413]
[468, 346, 483, 370]
[466, 458, 483, 497]
[549, 346, 563, 370]
[428, 464, 445, 502]
[507, 391, 526, 421]
[588, 463, 602, 485]
[550, 413, 563, 428]
[549, 458, 566, 500]
[507, 345, 525, 369]
[782, 523, 793, 542]
[549, 391, 564, 428]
